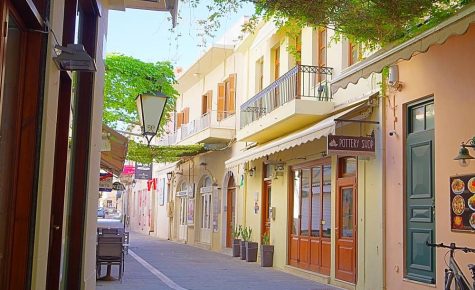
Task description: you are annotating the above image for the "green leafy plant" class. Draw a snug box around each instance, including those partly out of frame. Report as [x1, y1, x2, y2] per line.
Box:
[126, 141, 206, 164]
[241, 226, 253, 242]
[232, 225, 242, 239]
[262, 232, 270, 245]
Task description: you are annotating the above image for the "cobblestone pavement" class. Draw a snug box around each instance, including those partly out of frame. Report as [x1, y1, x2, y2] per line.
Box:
[96, 231, 341, 290]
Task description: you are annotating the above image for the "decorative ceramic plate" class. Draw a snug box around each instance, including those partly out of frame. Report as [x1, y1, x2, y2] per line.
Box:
[452, 195, 465, 216]
[468, 194, 475, 211]
[468, 177, 475, 194]
[470, 213, 475, 230]
[452, 178, 465, 194]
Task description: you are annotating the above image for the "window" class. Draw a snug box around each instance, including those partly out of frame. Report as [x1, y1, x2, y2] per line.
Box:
[317, 28, 327, 82]
[339, 157, 357, 177]
[201, 176, 212, 229]
[274, 45, 280, 81]
[409, 102, 435, 133]
[217, 74, 236, 121]
[201, 91, 212, 116]
[256, 58, 264, 93]
[176, 107, 189, 129]
[348, 41, 361, 66]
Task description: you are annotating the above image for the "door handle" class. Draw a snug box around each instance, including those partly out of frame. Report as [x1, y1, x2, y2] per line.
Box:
[53, 225, 61, 230]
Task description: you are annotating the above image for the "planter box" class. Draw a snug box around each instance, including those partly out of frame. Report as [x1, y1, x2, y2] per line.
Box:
[232, 239, 241, 257]
[240, 240, 246, 260]
[246, 242, 258, 262]
[260, 245, 274, 267]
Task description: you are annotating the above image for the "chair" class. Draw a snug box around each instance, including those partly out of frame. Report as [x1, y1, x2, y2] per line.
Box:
[96, 236, 124, 281]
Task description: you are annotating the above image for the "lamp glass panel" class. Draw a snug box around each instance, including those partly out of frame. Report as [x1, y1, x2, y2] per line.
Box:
[141, 94, 167, 134]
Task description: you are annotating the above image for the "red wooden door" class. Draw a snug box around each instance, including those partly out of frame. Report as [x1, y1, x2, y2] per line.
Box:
[226, 176, 236, 248]
[289, 161, 331, 275]
[335, 157, 357, 283]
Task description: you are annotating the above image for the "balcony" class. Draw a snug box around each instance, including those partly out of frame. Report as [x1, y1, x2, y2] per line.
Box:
[237, 65, 334, 143]
[157, 111, 235, 146]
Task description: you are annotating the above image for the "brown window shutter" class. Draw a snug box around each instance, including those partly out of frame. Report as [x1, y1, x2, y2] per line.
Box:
[228, 74, 236, 114]
[202, 95, 207, 115]
[183, 107, 190, 124]
[217, 83, 225, 121]
[176, 112, 184, 129]
[207, 90, 213, 112]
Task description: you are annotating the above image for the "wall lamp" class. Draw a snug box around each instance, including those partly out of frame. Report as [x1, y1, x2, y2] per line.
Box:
[53, 44, 96, 72]
[454, 137, 475, 167]
[166, 172, 173, 182]
[248, 166, 256, 177]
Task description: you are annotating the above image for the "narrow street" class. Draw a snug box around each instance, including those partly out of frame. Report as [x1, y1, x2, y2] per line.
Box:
[96, 231, 340, 290]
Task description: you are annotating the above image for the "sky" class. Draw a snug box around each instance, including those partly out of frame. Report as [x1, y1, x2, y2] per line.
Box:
[106, 1, 255, 71]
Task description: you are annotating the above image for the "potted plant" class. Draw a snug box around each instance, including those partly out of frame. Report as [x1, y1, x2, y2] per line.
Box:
[232, 225, 242, 257]
[245, 228, 258, 262]
[240, 226, 249, 260]
[260, 232, 274, 267]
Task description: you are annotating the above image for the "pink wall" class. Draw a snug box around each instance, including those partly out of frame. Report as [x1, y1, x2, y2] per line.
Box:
[385, 24, 475, 290]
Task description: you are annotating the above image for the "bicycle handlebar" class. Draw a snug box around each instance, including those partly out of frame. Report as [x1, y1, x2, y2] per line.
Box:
[426, 241, 475, 253]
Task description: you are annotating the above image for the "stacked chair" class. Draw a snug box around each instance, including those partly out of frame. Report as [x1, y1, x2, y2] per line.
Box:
[96, 227, 129, 281]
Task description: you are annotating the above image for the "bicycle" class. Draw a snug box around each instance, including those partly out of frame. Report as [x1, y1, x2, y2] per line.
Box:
[426, 242, 475, 290]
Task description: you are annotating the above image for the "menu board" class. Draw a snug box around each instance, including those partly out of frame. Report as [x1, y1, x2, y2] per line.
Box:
[450, 174, 475, 232]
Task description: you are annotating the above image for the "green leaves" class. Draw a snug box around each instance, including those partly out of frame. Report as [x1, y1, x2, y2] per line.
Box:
[126, 141, 206, 164]
[104, 54, 178, 133]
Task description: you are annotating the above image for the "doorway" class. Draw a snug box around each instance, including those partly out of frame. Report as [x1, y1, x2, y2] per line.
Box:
[289, 159, 331, 275]
[226, 175, 236, 248]
[335, 157, 357, 283]
[177, 182, 188, 241]
[199, 176, 212, 244]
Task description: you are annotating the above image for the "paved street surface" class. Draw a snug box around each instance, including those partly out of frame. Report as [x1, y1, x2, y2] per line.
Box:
[96, 231, 340, 290]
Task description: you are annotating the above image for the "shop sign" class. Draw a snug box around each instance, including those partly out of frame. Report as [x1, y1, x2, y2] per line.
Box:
[327, 135, 375, 157]
[112, 181, 125, 191]
[176, 190, 187, 197]
[99, 172, 113, 192]
[122, 165, 135, 175]
[450, 174, 475, 232]
[135, 162, 152, 180]
[158, 178, 165, 206]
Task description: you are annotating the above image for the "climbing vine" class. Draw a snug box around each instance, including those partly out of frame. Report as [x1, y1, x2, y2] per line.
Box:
[126, 141, 206, 164]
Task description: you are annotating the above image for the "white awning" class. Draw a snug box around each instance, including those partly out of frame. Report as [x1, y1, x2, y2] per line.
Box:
[331, 4, 475, 94]
[225, 106, 357, 168]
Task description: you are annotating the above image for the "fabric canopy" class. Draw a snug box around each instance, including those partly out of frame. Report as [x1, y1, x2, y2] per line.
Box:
[331, 4, 475, 94]
[225, 106, 359, 168]
[101, 125, 128, 176]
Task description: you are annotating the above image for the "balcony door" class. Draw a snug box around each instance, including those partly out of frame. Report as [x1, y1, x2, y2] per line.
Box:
[226, 175, 236, 248]
[335, 157, 357, 283]
[289, 159, 331, 275]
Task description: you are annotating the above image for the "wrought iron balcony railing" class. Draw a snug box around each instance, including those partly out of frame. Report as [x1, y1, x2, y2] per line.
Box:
[240, 64, 333, 129]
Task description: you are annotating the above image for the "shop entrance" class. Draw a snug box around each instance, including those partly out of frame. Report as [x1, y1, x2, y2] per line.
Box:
[177, 182, 188, 241]
[289, 159, 331, 275]
[335, 157, 357, 283]
[226, 175, 236, 248]
[199, 176, 212, 244]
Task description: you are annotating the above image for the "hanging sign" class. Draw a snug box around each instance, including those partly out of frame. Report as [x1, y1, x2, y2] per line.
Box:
[327, 135, 375, 157]
[450, 174, 475, 232]
[135, 162, 153, 180]
[112, 181, 125, 191]
[99, 172, 113, 192]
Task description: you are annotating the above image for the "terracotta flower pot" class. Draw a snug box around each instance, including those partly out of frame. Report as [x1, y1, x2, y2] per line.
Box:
[232, 239, 241, 257]
[260, 245, 274, 267]
[240, 240, 246, 260]
[246, 241, 258, 262]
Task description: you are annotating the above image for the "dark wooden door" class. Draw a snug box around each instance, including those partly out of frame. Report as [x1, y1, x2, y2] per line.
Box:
[405, 100, 435, 283]
[335, 178, 357, 283]
[226, 176, 236, 248]
[262, 181, 272, 238]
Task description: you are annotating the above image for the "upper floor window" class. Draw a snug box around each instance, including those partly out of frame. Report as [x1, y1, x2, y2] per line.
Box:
[255, 58, 264, 93]
[176, 107, 189, 129]
[317, 27, 327, 82]
[217, 74, 236, 121]
[348, 41, 361, 66]
[274, 45, 280, 81]
[201, 90, 212, 116]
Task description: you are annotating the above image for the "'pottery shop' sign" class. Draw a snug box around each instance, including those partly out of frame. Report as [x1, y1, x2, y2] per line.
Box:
[327, 135, 375, 157]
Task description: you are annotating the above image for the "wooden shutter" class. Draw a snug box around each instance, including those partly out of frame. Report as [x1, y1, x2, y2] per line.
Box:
[176, 112, 184, 129]
[201, 95, 207, 115]
[183, 107, 190, 124]
[217, 83, 225, 121]
[228, 74, 236, 115]
[207, 90, 212, 112]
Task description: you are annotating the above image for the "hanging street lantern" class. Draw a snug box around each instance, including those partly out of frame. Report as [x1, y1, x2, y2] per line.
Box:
[135, 91, 169, 146]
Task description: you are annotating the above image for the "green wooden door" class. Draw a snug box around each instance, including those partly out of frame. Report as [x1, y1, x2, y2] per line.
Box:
[405, 101, 435, 284]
